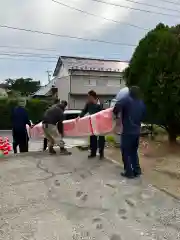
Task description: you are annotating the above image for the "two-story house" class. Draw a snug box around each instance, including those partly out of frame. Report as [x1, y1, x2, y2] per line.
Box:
[34, 56, 129, 109]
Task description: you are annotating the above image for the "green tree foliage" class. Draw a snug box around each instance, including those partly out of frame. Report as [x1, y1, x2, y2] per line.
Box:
[124, 23, 180, 142]
[0, 98, 50, 129]
[5, 78, 41, 96]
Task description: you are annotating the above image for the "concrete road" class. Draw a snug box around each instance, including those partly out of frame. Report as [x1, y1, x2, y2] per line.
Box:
[0, 148, 180, 239]
[0, 130, 88, 152]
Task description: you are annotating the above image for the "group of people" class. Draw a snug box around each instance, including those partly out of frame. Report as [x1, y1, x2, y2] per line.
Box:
[11, 99, 71, 155]
[11, 86, 145, 179]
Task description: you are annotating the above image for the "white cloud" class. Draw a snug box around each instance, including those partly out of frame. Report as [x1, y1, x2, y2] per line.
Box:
[0, 0, 180, 83]
[0, 0, 135, 47]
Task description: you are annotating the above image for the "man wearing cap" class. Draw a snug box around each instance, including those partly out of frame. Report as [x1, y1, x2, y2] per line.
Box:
[42, 100, 71, 155]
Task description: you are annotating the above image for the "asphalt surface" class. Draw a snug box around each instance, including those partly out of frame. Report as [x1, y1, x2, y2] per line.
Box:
[0, 148, 180, 239]
[0, 130, 88, 152]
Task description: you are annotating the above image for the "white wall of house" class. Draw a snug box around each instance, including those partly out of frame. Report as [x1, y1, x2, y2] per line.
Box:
[68, 95, 85, 109]
[0, 88, 8, 98]
[55, 75, 70, 102]
[70, 70, 125, 95]
[55, 64, 70, 103]
[68, 94, 115, 109]
[55, 67, 126, 109]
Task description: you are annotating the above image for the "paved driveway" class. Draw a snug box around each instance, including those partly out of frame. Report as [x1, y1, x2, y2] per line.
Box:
[0, 148, 179, 239]
[0, 130, 88, 152]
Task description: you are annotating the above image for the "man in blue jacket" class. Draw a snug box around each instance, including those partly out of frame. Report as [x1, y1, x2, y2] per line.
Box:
[113, 86, 146, 178]
[11, 99, 32, 153]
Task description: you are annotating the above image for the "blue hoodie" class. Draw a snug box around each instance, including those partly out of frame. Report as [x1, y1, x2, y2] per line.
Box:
[113, 94, 146, 135]
[12, 106, 31, 131]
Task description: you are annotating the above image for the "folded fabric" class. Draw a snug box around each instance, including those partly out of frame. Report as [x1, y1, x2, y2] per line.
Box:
[91, 108, 115, 135]
[27, 108, 121, 138]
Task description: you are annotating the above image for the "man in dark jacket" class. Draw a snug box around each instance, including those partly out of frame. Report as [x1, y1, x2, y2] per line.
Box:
[11, 99, 31, 153]
[113, 86, 146, 178]
[42, 100, 71, 155]
[80, 90, 105, 159]
[43, 99, 61, 151]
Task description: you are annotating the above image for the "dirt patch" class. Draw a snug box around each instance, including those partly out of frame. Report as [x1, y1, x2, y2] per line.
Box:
[105, 137, 180, 199]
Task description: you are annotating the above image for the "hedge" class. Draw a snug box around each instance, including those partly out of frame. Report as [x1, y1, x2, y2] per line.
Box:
[0, 98, 51, 130]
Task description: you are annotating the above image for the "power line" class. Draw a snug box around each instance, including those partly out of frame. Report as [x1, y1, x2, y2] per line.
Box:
[52, 0, 180, 18]
[0, 45, 57, 52]
[0, 48, 131, 63]
[0, 52, 58, 59]
[151, 0, 180, 6]
[0, 24, 138, 46]
[52, 0, 147, 30]
[89, 0, 180, 15]
[0, 52, 127, 62]
[0, 45, 135, 60]
[0, 55, 128, 64]
[0, 57, 56, 63]
[0, 51, 59, 58]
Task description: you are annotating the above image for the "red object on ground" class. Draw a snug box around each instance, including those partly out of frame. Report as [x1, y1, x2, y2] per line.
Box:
[7, 145, 12, 151]
[0, 144, 4, 150]
[3, 150, 9, 155]
[0, 137, 12, 156]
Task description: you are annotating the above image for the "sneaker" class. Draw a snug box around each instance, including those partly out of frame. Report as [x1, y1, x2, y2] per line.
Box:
[49, 147, 56, 155]
[88, 154, 96, 159]
[134, 168, 142, 177]
[99, 154, 104, 160]
[121, 172, 135, 179]
[60, 148, 72, 155]
[134, 171, 142, 177]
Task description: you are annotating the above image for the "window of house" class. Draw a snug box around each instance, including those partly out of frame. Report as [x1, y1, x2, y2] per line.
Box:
[84, 76, 96, 86]
[119, 76, 123, 84]
[107, 79, 120, 86]
[97, 78, 107, 86]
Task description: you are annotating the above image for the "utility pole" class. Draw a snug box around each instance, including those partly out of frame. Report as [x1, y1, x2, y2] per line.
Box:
[46, 70, 52, 83]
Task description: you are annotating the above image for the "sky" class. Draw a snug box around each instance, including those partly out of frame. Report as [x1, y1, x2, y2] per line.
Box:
[0, 0, 180, 84]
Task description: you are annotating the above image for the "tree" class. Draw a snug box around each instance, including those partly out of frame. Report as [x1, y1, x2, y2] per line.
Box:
[5, 78, 41, 96]
[124, 23, 180, 143]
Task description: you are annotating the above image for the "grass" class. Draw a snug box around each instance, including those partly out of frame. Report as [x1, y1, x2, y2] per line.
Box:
[153, 125, 167, 135]
[105, 135, 116, 144]
[105, 136, 180, 199]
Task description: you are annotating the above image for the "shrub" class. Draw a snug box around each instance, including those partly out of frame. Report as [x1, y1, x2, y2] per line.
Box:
[26, 99, 50, 124]
[124, 23, 180, 143]
[105, 135, 116, 143]
[0, 98, 50, 129]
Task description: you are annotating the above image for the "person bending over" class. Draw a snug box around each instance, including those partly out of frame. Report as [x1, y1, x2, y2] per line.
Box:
[43, 98, 60, 151]
[42, 100, 71, 155]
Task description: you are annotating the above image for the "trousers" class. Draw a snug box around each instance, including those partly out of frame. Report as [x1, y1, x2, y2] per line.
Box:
[120, 134, 141, 176]
[90, 135, 105, 156]
[43, 138, 48, 151]
[42, 123, 64, 149]
[12, 128, 29, 153]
